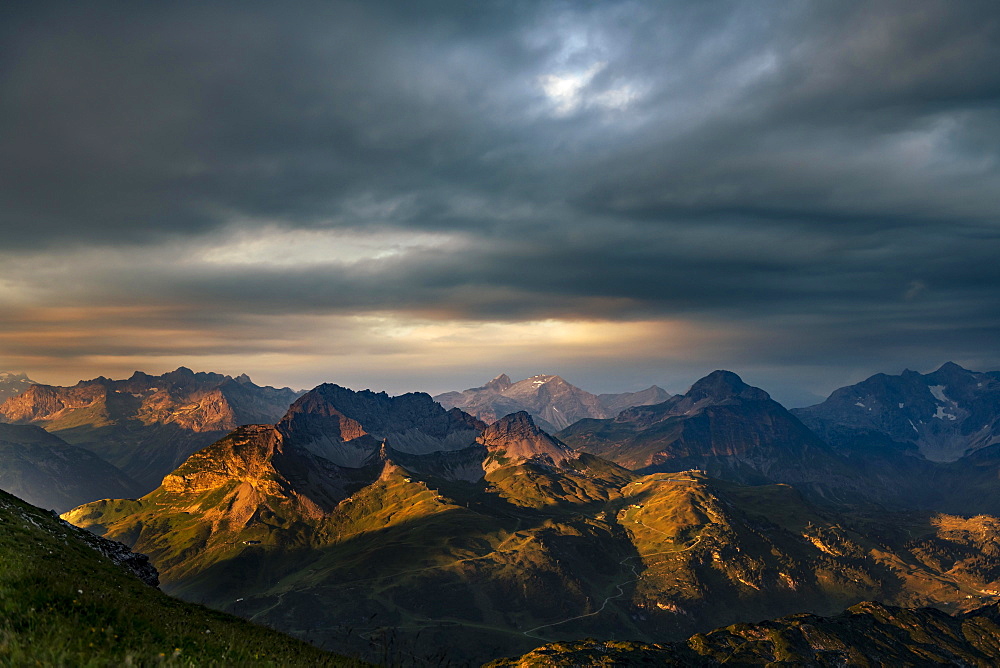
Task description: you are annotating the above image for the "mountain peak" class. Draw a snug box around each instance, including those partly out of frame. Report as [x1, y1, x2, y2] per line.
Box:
[933, 361, 969, 376]
[279, 382, 483, 467]
[488, 410, 539, 434]
[478, 411, 574, 469]
[485, 373, 512, 391]
[686, 370, 770, 403]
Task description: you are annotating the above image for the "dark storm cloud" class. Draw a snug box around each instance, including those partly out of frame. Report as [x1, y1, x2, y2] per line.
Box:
[1, 0, 999, 387]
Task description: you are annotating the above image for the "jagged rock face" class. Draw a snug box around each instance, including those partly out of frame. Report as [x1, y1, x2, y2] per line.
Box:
[0, 367, 299, 433]
[793, 362, 1000, 462]
[435, 373, 671, 431]
[477, 411, 576, 472]
[0, 423, 141, 512]
[0, 371, 38, 403]
[158, 423, 371, 516]
[0, 367, 302, 492]
[559, 371, 852, 495]
[278, 383, 485, 467]
[489, 602, 1000, 667]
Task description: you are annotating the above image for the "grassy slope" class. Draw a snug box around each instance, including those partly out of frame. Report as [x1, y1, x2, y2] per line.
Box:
[0, 488, 363, 666]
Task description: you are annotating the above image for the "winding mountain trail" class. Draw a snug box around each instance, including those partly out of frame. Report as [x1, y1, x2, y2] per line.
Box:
[522, 510, 707, 640]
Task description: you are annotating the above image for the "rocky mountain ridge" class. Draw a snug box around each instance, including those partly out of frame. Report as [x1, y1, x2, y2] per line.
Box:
[558, 371, 857, 499]
[490, 601, 1000, 666]
[0, 367, 302, 491]
[793, 362, 1000, 462]
[435, 373, 671, 432]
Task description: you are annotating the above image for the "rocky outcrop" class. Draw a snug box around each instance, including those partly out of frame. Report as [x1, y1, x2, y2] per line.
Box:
[0, 488, 158, 587]
[69, 522, 161, 587]
[488, 601, 1000, 667]
[477, 411, 576, 472]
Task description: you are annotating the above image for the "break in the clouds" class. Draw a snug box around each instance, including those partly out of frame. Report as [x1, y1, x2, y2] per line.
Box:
[1, 1, 999, 405]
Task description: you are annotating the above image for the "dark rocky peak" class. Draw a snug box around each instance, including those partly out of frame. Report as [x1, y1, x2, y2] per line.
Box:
[686, 370, 770, 404]
[447, 407, 488, 431]
[282, 383, 420, 432]
[481, 411, 542, 440]
[793, 363, 1000, 462]
[279, 383, 483, 462]
[926, 361, 977, 391]
[610, 371, 781, 429]
[234, 373, 253, 385]
[933, 361, 970, 375]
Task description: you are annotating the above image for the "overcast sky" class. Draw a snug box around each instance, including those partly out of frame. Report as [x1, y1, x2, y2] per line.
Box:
[1, 1, 998, 406]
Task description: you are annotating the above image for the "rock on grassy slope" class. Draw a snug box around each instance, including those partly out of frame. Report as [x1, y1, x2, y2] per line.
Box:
[0, 487, 362, 666]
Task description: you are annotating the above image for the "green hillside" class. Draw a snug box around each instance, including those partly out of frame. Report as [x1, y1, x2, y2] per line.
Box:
[0, 487, 362, 666]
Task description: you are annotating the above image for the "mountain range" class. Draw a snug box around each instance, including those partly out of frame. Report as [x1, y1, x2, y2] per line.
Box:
[558, 370, 857, 496]
[0, 367, 302, 492]
[63, 368, 1000, 664]
[0, 360, 996, 663]
[435, 373, 670, 432]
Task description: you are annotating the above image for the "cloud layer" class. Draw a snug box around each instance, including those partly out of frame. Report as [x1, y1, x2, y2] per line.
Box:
[1, 1, 998, 405]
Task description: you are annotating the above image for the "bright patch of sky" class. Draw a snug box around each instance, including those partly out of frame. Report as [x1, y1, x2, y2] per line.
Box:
[537, 62, 639, 116]
[198, 226, 459, 268]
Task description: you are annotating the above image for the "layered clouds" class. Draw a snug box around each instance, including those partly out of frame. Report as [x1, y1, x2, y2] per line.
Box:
[1, 1, 998, 404]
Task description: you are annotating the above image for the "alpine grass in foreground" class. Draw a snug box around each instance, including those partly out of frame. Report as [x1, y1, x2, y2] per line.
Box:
[0, 487, 364, 666]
